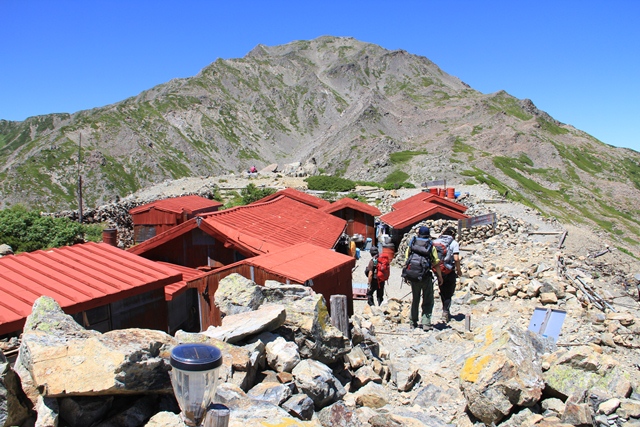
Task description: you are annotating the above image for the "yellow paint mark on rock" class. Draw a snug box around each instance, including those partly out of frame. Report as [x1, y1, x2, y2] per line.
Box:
[460, 354, 492, 383]
[261, 418, 311, 427]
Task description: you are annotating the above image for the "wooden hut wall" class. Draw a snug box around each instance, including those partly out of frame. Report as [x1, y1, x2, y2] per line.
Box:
[309, 266, 354, 316]
[135, 228, 245, 269]
[132, 209, 185, 243]
[167, 288, 200, 335]
[73, 288, 169, 333]
[333, 208, 375, 242]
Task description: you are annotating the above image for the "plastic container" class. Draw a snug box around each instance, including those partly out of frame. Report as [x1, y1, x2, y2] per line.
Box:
[446, 188, 455, 198]
[454, 191, 461, 199]
[170, 344, 223, 426]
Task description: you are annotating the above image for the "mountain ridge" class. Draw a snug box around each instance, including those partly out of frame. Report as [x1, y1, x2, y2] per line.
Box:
[0, 36, 638, 251]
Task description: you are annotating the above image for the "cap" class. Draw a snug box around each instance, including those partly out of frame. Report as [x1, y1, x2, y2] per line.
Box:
[369, 247, 379, 255]
[418, 226, 430, 237]
[170, 343, 222, 372]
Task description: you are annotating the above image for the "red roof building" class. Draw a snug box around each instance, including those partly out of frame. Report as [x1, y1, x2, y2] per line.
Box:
[0, 242, 184, 336]
[391, 191, 468, 213]
[252, 188, 330, 209]
[320, 197, 381, 242]
[381, 197, 469, 230]
[187, 243, 356, 329]
[129, 195, 223, 243]
[379, 192, 469, 248]
[129, 196, 347, 269]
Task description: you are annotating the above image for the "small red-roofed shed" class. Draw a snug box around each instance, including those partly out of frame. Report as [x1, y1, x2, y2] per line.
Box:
[187, 243, 356, 329]
[320, 197, 381, 242]
[380, 193, 469, 247]
[0, 242, 183, 336]
[129, 195, 223, 243]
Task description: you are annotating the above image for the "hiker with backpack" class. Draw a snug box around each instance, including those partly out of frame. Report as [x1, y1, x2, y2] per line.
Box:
[365, 246, 390, 306]
[433, 226, 462, 323]
[402, 226, 442, 331]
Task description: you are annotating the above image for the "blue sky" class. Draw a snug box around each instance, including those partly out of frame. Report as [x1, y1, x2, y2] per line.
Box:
[2, 1, 639, 151]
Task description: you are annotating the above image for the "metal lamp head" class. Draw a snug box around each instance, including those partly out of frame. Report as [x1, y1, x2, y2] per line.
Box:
[170, 343, 222, 426]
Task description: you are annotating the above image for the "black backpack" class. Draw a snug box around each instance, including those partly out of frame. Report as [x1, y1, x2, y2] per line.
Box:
[401, 237, 432, 282]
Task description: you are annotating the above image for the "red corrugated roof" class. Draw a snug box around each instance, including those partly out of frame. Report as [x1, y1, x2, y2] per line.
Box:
[320, 197, 381, 217]
[245, 243, 355, 282]
[128, 196, 347, 257]
[392, 191, 468, 213]
[129, 195, 223, 215]
[380, 199, 469, 229]
[0, 242, 183, 335]
[252, 188, 330, 209]
[156, 262, 206, 301]
[203, 196, 346, 254]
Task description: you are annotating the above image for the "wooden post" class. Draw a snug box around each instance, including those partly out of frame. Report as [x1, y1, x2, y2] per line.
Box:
[465, 314, 471, 332]
[558, 230, 568, 249]
[330, 295, 350, 339]
[204, 403, 230, 427]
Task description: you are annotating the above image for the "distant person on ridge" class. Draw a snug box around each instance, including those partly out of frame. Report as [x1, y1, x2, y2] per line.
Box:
[433, 226, 462, 323]
[402, 226, 442, 331]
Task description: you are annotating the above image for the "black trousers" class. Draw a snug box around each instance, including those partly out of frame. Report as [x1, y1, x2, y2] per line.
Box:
[367, 280, 385, 306]
[439, 271, 457, 314]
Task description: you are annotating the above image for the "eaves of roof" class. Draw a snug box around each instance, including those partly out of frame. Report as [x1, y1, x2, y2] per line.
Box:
[0, 242, 182, 335]
[380, 201, 469, 229]
[320, 197, 381, 217]
[129, 195, 222, 215]
[392, 192, 468, 213]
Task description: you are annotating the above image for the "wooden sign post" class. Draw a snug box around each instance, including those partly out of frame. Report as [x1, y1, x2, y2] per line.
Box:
[457, 213, 497, 236]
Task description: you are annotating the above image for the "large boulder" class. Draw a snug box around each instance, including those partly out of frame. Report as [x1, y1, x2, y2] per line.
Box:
[459, 325, 549, 425]
[202, 304, 286, 344]
[17, 296, 176, 397]
[271, 292, 350, 365]
[543, 344, 633, 399]
[292, 359, 346, 410]
[215, 274, 265, 317]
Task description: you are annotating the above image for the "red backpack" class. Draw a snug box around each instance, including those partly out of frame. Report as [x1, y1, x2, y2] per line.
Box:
[375, 254, 391, 282]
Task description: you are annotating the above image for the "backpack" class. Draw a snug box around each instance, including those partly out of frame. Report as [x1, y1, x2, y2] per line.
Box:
[432, 235, 455, 275]
[401, 237, 432, 282]
[364, 255, 390, 282]
[376, 254, 391, 282]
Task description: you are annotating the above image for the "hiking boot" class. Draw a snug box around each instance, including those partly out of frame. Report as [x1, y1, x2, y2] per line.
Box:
[411, 322, 419, 329]
[443, 311, 451, 323]
[422, 324, 433, 331]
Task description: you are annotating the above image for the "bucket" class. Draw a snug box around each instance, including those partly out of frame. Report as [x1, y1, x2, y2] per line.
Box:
[102, 228, 118, 246]
[446, 188, 455, 199]
[429, 187, 438, 195]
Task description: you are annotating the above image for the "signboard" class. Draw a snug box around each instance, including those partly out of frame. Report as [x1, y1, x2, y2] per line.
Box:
[421, 179, 446, 188]
[528, 307, 566, 343]
[457, 213, 497, 235]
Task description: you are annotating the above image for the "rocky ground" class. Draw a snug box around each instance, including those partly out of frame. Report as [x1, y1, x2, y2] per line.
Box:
[5, 173, 640, 426]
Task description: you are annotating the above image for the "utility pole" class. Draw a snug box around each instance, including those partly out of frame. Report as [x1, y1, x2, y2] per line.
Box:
[77, 134, 83, 224]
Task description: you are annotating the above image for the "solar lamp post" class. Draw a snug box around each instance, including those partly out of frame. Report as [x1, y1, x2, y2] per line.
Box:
[170, 343, 223, 426]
